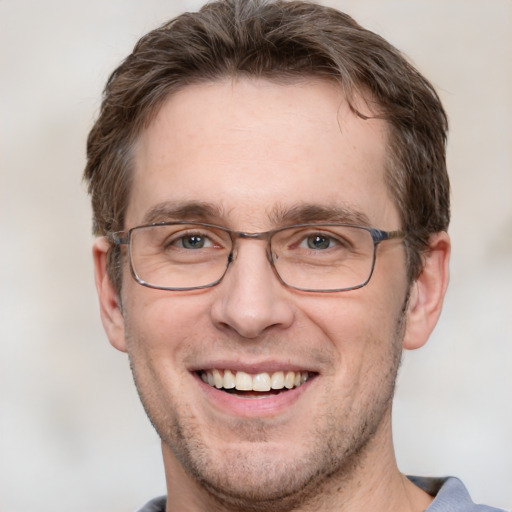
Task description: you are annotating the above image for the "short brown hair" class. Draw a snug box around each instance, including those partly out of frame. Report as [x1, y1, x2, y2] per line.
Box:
[84, 0, 449, 290]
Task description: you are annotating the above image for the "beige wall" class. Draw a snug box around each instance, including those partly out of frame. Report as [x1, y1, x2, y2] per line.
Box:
[1, 1, 510, 511]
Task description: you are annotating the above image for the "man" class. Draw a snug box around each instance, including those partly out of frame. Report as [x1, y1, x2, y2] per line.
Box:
[83, 1, 504, 511]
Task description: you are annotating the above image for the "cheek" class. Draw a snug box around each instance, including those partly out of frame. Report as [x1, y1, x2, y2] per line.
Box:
[300, 288, 406, 374]
[121, 284, 213, 363]
[121, 292, 199, 413]
[302, 289, 401, 338]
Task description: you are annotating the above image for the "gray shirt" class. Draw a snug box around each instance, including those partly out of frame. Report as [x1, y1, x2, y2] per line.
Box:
[135, 477, 507, 511]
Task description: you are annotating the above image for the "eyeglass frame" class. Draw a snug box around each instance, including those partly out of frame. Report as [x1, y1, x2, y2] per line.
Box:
[109, 221, 405, 293]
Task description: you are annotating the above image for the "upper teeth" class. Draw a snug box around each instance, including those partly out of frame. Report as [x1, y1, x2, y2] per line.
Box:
[200, 369, 310, 392]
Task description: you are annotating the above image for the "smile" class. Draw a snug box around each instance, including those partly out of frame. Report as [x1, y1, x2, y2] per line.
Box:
[199, 369, 312, 392]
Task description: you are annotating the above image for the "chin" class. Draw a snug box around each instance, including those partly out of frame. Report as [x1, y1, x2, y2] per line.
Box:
[161, 417, 377, 512]
[178, 447, 330, 512]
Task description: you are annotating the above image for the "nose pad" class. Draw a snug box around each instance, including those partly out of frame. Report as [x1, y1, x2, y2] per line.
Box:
[210, 242, 294, 339]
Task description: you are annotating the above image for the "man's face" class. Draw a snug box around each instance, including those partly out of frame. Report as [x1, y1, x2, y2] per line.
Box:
[113, 79, 411, 507]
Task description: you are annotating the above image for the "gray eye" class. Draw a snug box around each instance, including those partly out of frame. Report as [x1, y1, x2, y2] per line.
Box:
[180, 234, 209, 249]
[306, 235, 332, 250]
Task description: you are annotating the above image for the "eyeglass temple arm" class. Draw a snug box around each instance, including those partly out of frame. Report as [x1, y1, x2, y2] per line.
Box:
[371, 229, 405, 243]
[107, 232, 129, 246]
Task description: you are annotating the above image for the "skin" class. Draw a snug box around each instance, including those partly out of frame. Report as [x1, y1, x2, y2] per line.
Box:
[93, 78, 450, 512]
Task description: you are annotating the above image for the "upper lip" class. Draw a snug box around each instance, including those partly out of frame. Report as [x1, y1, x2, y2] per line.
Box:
[189, 359, 319, 374]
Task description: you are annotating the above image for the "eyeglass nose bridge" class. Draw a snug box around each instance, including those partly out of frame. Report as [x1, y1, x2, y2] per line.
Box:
[224, 229, 280, 281]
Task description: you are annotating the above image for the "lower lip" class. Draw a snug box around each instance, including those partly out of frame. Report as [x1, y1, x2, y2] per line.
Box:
[194, 373, 314, 418]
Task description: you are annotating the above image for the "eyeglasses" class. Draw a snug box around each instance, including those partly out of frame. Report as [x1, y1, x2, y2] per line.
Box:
[110, 222, 404, 293]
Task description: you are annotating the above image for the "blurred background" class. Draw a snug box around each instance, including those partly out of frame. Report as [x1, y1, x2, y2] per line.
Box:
[1, 0, 511, 511]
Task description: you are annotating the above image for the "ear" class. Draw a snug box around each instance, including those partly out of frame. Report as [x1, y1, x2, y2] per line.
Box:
[403, 232, 450, 350]
[92, 237, 127, 352]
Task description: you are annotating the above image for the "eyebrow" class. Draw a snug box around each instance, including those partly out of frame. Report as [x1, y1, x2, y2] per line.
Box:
[141, 201, 226, 225]
[269, 203, 371, 227]
[140, 200, 371, 228]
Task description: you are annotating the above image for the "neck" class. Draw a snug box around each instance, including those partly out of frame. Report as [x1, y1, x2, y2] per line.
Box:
[162, 410, 433, 512]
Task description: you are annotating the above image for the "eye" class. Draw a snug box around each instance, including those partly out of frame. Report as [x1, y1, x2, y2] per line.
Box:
[303, 234, 334, 250]
[306, 235, 332, 249]
[173, 233, 214, 249]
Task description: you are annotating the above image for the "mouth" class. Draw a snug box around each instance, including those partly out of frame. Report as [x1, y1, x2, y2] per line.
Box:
[198, 369, 314, 394]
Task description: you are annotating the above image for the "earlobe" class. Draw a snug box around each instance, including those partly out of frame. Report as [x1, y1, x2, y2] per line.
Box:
[402, 232, 451, 350]
[92, 238, 127, 353]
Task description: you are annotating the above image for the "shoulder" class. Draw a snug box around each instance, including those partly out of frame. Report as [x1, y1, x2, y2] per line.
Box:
[134, 495, 166, 512]
[408, 476, 508, 512]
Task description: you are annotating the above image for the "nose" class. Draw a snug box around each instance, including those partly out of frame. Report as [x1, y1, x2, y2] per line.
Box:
[210, 240, 295, 339]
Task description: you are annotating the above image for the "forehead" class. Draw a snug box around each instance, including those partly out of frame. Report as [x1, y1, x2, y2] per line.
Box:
[128, 78, 397, 230]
